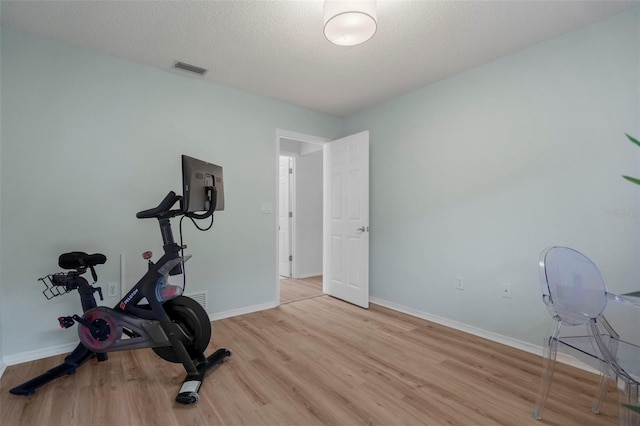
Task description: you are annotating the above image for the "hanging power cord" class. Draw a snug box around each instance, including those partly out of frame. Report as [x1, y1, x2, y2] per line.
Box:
[178, 213, 215, 292]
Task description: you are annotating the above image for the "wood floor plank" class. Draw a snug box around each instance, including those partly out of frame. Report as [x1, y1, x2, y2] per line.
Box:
[280, 276, 323, 304]
[1, 295, 620, 425]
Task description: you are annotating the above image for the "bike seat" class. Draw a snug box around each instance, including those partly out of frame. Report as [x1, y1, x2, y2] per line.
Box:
[58, 252, 107, 270]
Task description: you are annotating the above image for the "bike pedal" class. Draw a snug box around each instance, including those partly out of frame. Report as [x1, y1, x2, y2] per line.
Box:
[58, 316, 75, 329]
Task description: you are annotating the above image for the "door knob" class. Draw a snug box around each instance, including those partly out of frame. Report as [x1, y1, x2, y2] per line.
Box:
[356, 226, 366, 232]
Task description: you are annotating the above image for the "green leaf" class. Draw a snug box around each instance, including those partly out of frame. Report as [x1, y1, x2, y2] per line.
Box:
[622, 175, 640, 186]
[627, 133, 640, 148]
[623, 404, 640, 413]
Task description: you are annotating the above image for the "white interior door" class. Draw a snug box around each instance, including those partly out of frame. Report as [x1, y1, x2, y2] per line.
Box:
[323, 131, 369, 308]
[278, 156, 292, 277]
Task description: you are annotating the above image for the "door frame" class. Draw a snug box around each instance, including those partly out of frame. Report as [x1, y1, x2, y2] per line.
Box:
[275, 129, 329, 305]
[278, 155, 294, 278]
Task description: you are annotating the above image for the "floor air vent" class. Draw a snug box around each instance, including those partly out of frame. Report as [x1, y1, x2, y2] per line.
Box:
[174, 61, 208, 76]
[185, 290, 207, 310]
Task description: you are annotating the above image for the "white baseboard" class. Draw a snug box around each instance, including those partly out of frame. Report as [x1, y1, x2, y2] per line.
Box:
[369, 297, 599, 375]
[209, 301, 278, 321]
[0, 360, 6, 378]
[3, 342, 78, 367]
[296, 272, 322, 279]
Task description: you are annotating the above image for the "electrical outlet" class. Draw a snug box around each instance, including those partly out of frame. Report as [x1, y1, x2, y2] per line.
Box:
[107, 282, 118, 298]
[456, 276, 464, 291]
[502, 283, 512, 299]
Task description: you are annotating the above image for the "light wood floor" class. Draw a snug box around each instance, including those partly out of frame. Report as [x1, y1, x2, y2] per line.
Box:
[0, 295, 619, 426]
[280, 275, 323, 304]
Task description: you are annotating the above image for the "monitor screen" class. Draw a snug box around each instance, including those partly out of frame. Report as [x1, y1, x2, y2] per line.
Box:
[181, 155, 225, 213]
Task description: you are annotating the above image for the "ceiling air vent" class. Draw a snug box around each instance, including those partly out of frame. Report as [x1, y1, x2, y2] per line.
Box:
[174, 61, 208, 76]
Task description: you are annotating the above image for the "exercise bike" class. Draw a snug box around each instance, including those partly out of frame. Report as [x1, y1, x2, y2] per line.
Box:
[10, 157, 231, 405]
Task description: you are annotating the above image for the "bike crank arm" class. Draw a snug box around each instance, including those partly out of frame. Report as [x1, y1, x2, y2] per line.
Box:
[57, 315, 102, 334]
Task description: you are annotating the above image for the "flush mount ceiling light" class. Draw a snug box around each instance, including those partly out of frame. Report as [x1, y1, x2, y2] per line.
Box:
[323, 0, 377, 47]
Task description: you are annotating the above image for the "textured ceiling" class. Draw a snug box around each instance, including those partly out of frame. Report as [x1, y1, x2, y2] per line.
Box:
[1, 1, 638, 116]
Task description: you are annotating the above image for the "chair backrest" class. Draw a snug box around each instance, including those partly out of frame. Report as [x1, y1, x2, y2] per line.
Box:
[539, 246, 608, 326]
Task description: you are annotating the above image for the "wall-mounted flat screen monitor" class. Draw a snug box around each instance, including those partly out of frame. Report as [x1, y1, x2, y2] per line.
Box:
[181, 155, 225, 213]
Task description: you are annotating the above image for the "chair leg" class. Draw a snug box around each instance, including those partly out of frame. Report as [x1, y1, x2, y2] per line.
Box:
[630, 382, 639, 426]
[617, 378, 639, 426]
[591, 370, 610, 413]
[533, 319, 561, 420]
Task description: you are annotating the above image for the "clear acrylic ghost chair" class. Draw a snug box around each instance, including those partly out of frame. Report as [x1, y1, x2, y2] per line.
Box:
[589, 293, 640, 426]
[532, 246, 614, 420]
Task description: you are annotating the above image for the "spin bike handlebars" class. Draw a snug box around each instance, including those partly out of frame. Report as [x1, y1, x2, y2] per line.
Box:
[136, 189, 217, 221]
[136, 191, 182, 219]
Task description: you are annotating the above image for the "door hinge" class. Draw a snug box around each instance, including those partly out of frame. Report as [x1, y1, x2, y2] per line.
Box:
[289, 255, 293, 261]
[289, 211, 293, 218]
[289, 168, 293, 174]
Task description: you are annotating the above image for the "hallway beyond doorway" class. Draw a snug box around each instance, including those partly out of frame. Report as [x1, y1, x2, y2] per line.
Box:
[280, 276, 323, 304]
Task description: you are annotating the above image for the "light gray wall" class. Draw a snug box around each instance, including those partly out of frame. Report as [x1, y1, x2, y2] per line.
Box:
[279, 138, 301, 155]
[343, 9, 640, 346]
[0, 28, 342, 357]
[295, 150, 323, 278]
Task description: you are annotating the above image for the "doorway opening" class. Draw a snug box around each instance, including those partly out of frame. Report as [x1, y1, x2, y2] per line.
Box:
[280, 276, 323, 304]
[276, 129, 371, 308]
[276, 130, 327, 305]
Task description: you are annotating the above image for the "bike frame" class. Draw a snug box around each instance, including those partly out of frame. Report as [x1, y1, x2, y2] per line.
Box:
[113, 212, 199, 374]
